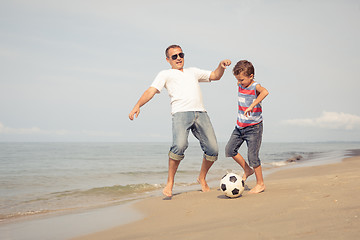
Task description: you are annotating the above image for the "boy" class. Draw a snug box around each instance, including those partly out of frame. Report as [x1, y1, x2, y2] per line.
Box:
[225, 60, 269, 194]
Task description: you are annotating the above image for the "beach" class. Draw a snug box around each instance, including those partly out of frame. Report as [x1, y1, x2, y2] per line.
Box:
[73, 154, 360, 240]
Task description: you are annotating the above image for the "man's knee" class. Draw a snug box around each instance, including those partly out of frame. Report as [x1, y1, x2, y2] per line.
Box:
[204, 153, 218, 162]
[203, 142, 218, 161]
[169, 141, 188, 160]
[168, 151, 184, 161]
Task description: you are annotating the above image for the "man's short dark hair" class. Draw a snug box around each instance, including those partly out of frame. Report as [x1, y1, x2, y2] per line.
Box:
[165, 45, 182, 58]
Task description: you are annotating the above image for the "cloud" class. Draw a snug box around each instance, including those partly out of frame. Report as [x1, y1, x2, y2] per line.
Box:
[282, 112, 360, 130]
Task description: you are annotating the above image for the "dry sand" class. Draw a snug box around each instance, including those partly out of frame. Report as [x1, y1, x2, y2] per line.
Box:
[73, 156, 360, 240]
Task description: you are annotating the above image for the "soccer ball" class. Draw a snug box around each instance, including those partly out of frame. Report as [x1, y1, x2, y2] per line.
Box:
[220, 173, 245, 198]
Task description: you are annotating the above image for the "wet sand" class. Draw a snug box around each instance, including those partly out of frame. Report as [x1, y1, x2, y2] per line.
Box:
[73, 155, 360, 240]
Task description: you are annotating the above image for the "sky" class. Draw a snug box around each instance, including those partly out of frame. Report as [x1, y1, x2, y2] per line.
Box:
[1, 0, 360, 143]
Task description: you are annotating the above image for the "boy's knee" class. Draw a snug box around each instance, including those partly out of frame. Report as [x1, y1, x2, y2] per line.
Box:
[225, 143, 236, 158]
[248, 155, 261, 168]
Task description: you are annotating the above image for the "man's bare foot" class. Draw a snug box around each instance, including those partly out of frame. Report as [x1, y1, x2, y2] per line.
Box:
[243, 168, 255, 181]
[248, 184, 265, 194]
[162, 183, 173, 197]
[197, 178, 210, 192]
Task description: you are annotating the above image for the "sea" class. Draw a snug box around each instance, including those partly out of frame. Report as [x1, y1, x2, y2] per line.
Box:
[0, 141, 359, 238]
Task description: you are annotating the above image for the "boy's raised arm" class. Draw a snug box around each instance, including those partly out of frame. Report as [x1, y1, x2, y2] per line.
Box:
[209, 59, 232, 81]
[129, 87, 159, 120]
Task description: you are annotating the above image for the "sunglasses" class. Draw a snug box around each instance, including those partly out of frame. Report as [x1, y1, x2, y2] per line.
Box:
[170, 52, 185, 60]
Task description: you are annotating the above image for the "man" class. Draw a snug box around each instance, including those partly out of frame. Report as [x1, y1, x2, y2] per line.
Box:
[129, 45, 231, 197]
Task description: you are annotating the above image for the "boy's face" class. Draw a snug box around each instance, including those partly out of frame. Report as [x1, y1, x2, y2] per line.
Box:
[166, 47, 184, 71]
[235, 72, 254, 88]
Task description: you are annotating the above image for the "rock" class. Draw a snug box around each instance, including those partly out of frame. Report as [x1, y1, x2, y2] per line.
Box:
[286, 155, 303, 163]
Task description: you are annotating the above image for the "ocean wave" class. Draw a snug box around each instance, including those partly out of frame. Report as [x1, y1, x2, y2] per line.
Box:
[55, 183, 164, 198]
[265, 155, 304, 167]
[268, 161, 289, 167]
[120, 170, 168, 175]
[0, 209, 54, 220]
[0, 183, 164, 221]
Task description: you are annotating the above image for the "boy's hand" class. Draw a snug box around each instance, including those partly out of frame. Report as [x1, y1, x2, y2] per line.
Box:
[244, 106, 253, 117]
[220, 59, 232, 69]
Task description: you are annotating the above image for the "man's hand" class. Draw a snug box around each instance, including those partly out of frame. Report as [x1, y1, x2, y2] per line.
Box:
[129, 105, 140, 120]
[220, 59, 232, 69]
[210, 59, 232, 81]
[128, 87, 159, 121]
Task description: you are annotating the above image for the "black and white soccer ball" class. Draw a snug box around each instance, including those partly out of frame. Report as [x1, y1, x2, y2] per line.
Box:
[220, 173, 245, 198]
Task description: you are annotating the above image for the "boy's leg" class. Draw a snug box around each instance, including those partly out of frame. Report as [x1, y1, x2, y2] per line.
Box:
[197, 158, 214, 192]
[163, 158, 181, 197]
[225, 128, 253, 180]
[249, 165, 265, 194]
[245, 122, 265, 194]
[232, 153, 254, 181]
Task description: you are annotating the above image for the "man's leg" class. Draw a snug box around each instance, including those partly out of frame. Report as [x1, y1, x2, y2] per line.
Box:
[193, 112, 218, 192]
[163, 158, 181, 197]
[165, 112, 192, 197]
[197, 158, 214, 192]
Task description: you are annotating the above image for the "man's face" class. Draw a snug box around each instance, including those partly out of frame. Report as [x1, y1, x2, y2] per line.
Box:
[166, 47, 184, 70]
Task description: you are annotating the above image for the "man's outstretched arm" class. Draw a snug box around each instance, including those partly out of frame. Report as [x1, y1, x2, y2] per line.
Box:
[209, 59, 232, 81]
[128, 87, 159, 120]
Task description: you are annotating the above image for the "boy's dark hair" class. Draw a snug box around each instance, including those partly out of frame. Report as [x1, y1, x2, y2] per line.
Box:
[233, 60, 255, 77]
[165, 45, 182, 58]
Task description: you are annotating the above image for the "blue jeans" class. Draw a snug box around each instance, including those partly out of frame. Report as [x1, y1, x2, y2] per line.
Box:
[225, 122, 263, 167]
[169, 111, 218, 162]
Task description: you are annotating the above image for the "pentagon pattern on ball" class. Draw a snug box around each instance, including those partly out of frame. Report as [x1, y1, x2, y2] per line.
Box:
[229, 175, 237, 183]
[232, 188, 240, 195]
[219, 172, 245, 198]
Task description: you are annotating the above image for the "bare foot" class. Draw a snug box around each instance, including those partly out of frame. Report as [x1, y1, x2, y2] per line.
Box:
[197, 178, 210, 192]
[248, 184, 265, 194]
[162, 183, 173, 197]
[243, 168, 255, 181]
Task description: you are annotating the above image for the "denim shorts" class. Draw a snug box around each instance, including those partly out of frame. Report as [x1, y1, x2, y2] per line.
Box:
[225, 122, 263, 167]
[169, 111, 218, 162]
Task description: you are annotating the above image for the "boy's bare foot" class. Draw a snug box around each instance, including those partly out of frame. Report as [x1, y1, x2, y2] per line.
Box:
[197, 178, 210, 192]
[248, 184, 265, 194]
[162, 183, 173, 197]
[243, 168, 255, 181]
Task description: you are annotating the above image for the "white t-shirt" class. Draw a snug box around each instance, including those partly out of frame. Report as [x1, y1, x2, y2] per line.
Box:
[151, 67, 212, 114]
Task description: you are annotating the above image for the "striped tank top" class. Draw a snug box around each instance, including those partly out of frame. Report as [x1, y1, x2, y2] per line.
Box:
[237, 82, 263, 129]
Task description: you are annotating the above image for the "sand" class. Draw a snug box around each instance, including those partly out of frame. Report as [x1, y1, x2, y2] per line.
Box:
[73, 156, 360, 240]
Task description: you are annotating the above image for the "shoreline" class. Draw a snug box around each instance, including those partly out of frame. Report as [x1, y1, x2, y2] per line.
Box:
[73, 153, 360, 240]
[1, 143, 356, 223]
[1, 150, 359, 240]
